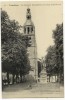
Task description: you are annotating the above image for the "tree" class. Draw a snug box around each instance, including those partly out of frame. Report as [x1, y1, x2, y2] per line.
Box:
[38, 60, 42, 77]
[45, 23, 63, 83]
[45, 46, 57, 81]
[22, 35, 32, 48]
[1, 10, 31, 84]
[53, 23, 63, 82]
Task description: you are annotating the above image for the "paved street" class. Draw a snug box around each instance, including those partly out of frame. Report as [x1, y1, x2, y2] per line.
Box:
[2, 82, 64, 98]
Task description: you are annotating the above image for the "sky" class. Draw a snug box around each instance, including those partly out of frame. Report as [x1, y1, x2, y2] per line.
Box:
[1, 1, 63, 58]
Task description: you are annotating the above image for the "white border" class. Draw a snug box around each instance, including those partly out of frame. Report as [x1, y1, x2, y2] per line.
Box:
[0, 0, 65, 100]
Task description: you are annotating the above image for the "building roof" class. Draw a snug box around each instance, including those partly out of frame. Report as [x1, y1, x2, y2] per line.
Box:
[24, 19, 34, 27]
[23, 8, 34, 27]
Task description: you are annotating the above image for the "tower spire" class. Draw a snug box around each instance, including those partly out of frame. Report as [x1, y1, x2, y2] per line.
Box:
[26, 8, 31, 20]
[24, 8, 34, 34]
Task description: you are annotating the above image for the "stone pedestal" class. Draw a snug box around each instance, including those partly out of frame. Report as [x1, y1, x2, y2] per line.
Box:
[39, 68, 47, 83]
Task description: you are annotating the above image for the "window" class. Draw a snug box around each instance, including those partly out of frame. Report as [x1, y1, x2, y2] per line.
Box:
[31, 27, 33, 32]
[28, 27, 29, 34]
[24, 27, 26, 33]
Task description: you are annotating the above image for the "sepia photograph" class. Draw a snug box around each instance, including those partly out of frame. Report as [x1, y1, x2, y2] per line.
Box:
[1, 0, 64, 98]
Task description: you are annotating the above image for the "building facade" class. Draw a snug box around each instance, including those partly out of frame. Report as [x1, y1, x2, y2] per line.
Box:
[23, 8, 38, 80]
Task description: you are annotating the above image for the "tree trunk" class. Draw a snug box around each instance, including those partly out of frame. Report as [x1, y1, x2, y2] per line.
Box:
[7, 72, 9, 84]
[12, 74, 15, 84]
[20, 74, 22, 83]
[59, 73, 62, 83]
[57, 73, 60, 83]
[49, 75, 50, 82]
[55, 75, 56, 82]
[16, 74, 18, 83]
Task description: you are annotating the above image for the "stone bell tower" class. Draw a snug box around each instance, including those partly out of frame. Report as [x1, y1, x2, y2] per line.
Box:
[23, 8, 38, 80]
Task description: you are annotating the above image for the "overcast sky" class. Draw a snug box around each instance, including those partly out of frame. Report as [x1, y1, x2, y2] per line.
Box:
[1, 1, 63, 58]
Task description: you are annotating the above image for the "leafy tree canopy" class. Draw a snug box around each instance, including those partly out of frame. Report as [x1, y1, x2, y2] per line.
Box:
[1, 10, 31, 77]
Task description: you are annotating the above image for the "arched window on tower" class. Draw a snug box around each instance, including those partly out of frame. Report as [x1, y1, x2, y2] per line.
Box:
[24, 27, 26, 34]
[28, 27, 30, 34]
[31, 27, 33, 33]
